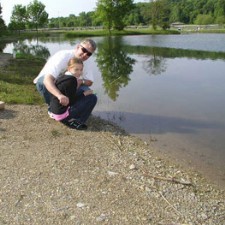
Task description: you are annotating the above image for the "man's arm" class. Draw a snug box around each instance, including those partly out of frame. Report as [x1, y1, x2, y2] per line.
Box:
[43, 74, 69, 106]
[77, 79, 93, 89]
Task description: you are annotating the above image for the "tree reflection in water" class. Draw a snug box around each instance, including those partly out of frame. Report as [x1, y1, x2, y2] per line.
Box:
[12, 40, 50, 60]
[96, 36, 135, 101]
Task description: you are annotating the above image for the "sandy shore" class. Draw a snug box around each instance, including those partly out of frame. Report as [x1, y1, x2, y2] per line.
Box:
[0, 104, 224, 224]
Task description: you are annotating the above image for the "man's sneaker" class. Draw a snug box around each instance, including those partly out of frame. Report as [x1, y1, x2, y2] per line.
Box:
[48, 110, 55, 119]
[62, 119, 87, 130]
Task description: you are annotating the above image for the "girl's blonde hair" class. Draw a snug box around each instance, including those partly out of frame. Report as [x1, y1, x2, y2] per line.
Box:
[67, 57, 83, 69]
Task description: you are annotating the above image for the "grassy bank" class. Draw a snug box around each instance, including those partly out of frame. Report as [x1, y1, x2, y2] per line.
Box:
[0, 28, 180, 42]
[64, 28, 180, 37]
[0, 56, 44, 104]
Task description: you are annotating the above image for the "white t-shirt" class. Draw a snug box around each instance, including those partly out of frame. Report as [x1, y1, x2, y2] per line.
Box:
[33, 48, 94, 84]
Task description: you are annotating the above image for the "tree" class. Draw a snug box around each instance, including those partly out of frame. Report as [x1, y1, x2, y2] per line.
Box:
[124, 3, 150, 26]
[95, 0, 134, 32]
[214, 0, 225, 19]
[77, 12, 92, 27]
[0, 3, 7, 35]
[151, 0, 170, 30]
[8, 4, 27, 32]
[67, 14, 77, 27]
[26, 0, 48, 31]
[95, 0, 114, 31]
[194, 14, 214, 25]
[137, 2, 151, 25]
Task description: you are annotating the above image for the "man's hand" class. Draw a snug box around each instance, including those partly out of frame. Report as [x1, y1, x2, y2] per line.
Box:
[83, 90, 93, 96]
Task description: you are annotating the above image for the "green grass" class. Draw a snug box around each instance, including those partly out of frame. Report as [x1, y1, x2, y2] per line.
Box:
[65, 28, 180, 38]
[0, 57, 45, 104]
[198, 29, 225, 33]
[1, 27, 180, 41]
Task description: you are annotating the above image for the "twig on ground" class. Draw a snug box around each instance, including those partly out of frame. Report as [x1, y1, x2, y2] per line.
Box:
[142, 170, 194, 187]
[100, 132, 123, 151]
[159, 191, 184, 217]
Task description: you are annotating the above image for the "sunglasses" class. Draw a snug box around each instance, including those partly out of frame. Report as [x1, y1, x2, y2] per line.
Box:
[80, 45, 92, 57]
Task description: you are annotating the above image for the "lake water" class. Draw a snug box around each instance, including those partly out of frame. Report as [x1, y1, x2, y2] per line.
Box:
[3, 33, 225, 188]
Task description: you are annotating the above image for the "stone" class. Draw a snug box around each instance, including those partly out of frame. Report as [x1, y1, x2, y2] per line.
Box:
[0, 101, 5, 110]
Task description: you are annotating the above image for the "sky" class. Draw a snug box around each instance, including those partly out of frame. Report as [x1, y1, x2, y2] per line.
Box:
[1, 0, 148, 25]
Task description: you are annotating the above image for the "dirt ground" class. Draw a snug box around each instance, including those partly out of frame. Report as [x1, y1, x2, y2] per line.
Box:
[0, 53, 225, 224]
[0, 104, 225, 225]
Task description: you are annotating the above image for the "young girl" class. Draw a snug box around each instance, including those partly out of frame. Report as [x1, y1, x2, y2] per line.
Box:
[49, 57, 93, 130]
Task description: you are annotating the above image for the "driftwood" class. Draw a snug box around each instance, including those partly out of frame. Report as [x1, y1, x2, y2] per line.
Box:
[142, 170, 194, 187]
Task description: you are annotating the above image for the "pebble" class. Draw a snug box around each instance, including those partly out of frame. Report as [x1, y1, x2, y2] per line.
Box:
[76, 202, 85, 208]
[0, 101, 5, 110]
[107, 171, 118, 176]
[129, 164, 136, 170]
[96, 213, 107, 222]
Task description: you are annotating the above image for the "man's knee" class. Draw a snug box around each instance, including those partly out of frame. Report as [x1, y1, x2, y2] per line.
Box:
[36, 78, 51, 105]
[90, 94, 97, 105]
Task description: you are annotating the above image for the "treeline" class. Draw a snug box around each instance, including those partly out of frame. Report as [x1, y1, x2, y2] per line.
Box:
[48, 0, 225, 29]
[166, 0, 225, 24]
[0, 0, 225, 35]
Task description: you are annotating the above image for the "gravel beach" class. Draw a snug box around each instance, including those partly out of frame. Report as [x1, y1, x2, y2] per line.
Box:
[0, 104, 224, 225]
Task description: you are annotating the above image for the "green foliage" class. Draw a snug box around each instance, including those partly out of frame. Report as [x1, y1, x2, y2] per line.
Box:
[0, 17, 6, 35]
[95, 0, 134, 31]
[8, 0, 48, 32]
[168, 0, 225, 24]
[194, 14, 214, 25]
[215, 16, 225, 24]
[0, 57, 45, 104]
[27, 0, 48, 30]
[95, 0, 114, 31]
[64, 28, 178, 38]
[77, 12, 92, 27]
[151, 0, 170, 30]
[8, 5, 27, 32]
[0, 3, 7, 35]
[4, 0, 225, 33]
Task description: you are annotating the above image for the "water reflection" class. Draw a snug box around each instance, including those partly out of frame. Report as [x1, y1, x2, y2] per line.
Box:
[95, 38, 225, 95]
[95, 38, 225, 97]
[143, 49, 167, 75]
[122, 45, 225, 76]
[96, 36, 135, 101]
[12, 40, 50, 60]
[96, 111, 225, 135]
[123, 45, 225, 61]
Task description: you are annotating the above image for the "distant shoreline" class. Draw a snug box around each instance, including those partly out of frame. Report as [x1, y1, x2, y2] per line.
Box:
[1, 24, 225, 43]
